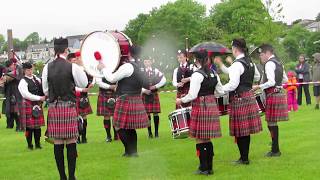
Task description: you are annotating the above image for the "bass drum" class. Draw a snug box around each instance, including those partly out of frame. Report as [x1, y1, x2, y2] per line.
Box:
[80, 31, 132, 77]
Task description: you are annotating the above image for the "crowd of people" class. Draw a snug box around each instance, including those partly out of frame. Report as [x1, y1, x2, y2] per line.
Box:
[0, 36, 319, 178]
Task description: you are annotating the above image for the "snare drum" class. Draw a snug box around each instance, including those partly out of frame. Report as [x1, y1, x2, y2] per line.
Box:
[215, 94, 229, 116]
[168, 107, 191, 139]
[255, 92, 266, 113]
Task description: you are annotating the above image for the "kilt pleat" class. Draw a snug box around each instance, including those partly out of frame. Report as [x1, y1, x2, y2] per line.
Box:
[47, 101, 78, 139]
[189, 95, 221, 139]
[113, 95, 149, 129]
[142, 92, 161, 113]
[20, 99, 45, 130]
[76, 95, 93, 116]
[97, 91, 116, 117]
[176, 87, 191, 109]
[265, 91, 289, 122]
[229, 91, 262, 137]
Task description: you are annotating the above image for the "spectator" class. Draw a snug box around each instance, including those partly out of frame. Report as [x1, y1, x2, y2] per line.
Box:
[295, 54, 311, 105]
[312, 53, 320, 110]
[284, 71, 298, 111]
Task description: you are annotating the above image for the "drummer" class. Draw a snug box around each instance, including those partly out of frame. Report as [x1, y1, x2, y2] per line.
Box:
[252, 44, 288, 157]
[176, 50, 224, 175]
[172, 50, 193, 109]
[221, 38, 262, 165]
[97, 45, 149, 157]
[141, 57, 166, 138]
[67, 52, 94, 144]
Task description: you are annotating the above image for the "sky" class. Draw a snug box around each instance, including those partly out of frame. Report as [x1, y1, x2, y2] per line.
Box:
[0, 0, 319, 40]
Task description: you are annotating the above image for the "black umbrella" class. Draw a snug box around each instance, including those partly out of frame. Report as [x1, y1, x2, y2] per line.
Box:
[189, 42, 232, 56]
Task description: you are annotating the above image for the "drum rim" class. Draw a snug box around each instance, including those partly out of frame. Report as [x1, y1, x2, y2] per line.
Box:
[80, 31, 121, 77]
[168, 107, 192, 116]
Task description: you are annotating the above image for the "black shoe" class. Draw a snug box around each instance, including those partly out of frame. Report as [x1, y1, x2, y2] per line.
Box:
[122, 153, 129, 157]
[233, 159, 250, 165]
[194, 169, 210, 175]
[315, 104, 319, 110]
[265, 151, 281, 157]
[69, 176, 77, 180]
[148, 134, 153, 139]
[105, 137, 112, 143]
[128, 153, 139, 157]
[35, 145, 42, 149]
[155, 133, 159, 138]
[28, 145, 34, 150]
[82, 138, 87, 144]
[208, 170, 214, 175]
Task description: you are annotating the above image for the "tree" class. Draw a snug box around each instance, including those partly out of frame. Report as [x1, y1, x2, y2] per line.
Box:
[316, 12, 320, 21]
[124, 13, 150, 44]
[282, 25, 311, 60]
[24, 32, 40, 45]
[306, 32, 320, 58]
[137, 0, 208, 49]
[0, 34, 4, 45]
[209, 0, 284, 46]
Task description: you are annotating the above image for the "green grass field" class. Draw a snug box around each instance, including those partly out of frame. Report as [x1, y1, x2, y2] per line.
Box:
[0, 92, 319, 180]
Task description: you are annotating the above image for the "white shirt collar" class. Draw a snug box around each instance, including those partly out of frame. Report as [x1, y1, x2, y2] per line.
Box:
[59, 55, 66, 60]
[235, 53, 245, 60]
[268, 55, 275, 61]
[180, 62, 188, 67]
[24, 75, 34, 79]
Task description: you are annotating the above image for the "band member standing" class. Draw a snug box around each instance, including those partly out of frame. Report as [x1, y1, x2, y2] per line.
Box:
[222, 39, 262, 165]
[18, 62, 46, 150]
[142, 58, 166, 138]
[42, 38, 88, 180]
[96, 77, 118, 142]
[3, 58, 23, 131]
[253, 44, 289, 157]
[176, 50, 224, 175]
[172, 50, 193, 109]
[67, 52, 94, 144]
[97, 45, 149, 157]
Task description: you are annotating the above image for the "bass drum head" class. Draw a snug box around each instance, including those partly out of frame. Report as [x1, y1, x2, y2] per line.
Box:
[81, 31, 121, 77]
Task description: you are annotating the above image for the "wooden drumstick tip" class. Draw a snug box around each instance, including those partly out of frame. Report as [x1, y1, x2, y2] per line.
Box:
[94, 51, 102, 61]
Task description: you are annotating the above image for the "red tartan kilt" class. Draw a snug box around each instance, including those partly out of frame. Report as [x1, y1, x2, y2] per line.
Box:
[20, 99, 45, 130]
[97, 92, 115, 117]
[142, 92, 161, 113]
[76, 96, 92, 116]
[113, 95, 149, 129]
[189, 95, 222, 139]
[229, 91, 262, 137]
[47, 101, 78, 139]
[176, 87, 191, 109]
[265, 92, 289, 122]
[10, 101, 21, 114]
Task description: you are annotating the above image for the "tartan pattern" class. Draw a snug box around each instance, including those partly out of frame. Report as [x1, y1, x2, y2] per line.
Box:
[10, 101, 21, 114]
[265, 91, 289, 122]
[189, 95, 222, 139]
[76, 95, 93, 116]
[47, 101, 78, 139]
[20, 99, 45, 130]
[176, 87, 191, 109]
[142, 92, 161, 113]
[113, 95, 149, 129]
[229, 91, 262, 137]
[97, 91, 116, 117]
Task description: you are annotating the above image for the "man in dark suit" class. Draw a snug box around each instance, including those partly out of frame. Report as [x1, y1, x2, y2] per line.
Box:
[295, 54, 311, 105]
